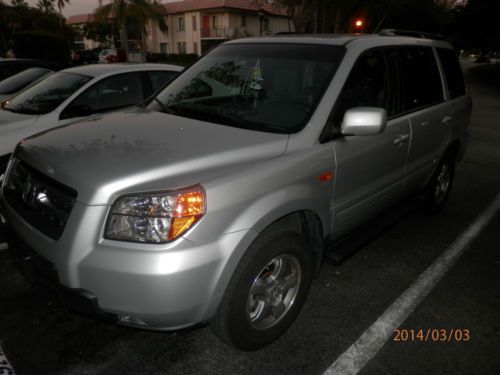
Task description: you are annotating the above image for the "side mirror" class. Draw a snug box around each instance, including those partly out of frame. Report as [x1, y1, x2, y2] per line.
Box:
[61, 104, 92, 119]
[341, 107, 387, 136]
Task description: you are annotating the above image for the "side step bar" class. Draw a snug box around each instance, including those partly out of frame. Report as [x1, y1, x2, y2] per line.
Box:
[324, 197, 423, 265]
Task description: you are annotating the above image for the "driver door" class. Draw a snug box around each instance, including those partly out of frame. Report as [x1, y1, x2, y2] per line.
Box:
[330, 48, 411, 237]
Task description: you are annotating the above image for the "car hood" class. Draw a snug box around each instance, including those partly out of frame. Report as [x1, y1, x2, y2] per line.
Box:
[16, 109, 289, 205]
[0, 110, 38, 129]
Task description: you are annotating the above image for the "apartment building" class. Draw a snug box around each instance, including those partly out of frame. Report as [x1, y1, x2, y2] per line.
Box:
[148, 0, 293, 55]
[68, 0, 292, 55]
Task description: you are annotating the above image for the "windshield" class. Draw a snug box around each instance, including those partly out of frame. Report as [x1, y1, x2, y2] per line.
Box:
[149, 43, 344, 133]
[2, 71, 92, 115]
[0, 67, 52, 95]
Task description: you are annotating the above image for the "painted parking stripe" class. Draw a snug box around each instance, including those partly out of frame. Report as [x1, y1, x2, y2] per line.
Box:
[0, 343, 15, 374]
[324, 193, 500, 375]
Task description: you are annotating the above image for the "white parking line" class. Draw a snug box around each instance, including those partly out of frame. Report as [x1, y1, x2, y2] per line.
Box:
[0, 343, 15, 374]
[324, 193, 500, 375]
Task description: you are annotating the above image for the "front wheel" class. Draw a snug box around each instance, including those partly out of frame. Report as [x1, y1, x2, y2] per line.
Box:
[211, 230, 313, 350]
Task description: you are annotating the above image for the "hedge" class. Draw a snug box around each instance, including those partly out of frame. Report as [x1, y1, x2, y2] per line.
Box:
[12, 31, 71, 65]
[148, 53, 199, 66]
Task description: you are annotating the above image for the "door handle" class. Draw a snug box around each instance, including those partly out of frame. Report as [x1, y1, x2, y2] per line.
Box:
[393, 134, 410, 146]
[442, 116, 452, 125]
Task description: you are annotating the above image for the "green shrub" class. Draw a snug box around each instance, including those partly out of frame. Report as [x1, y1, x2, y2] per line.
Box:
[12, 31, 71, 65]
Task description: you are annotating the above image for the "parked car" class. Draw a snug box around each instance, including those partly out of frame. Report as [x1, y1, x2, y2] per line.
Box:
[0, 63, 182, 174]
[98, 48, 126, 63]
[0, 58, 59, 81]
[0, 31, 471, 350]
[0, 67, 53, 102]
[72, 48, 102, 65]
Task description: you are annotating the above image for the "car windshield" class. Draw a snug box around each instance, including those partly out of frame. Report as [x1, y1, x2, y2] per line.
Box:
[2, 71, 92, 115]
[0, 67, 52, 95]
[149, 43, 345, 133]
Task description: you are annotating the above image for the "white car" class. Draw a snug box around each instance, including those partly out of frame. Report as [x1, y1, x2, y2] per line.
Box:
[0, 63, 182, 174]
[0, 67, 53, 103]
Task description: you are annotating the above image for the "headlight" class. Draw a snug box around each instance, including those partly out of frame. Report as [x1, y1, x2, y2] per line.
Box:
[105, 185, 206, 243]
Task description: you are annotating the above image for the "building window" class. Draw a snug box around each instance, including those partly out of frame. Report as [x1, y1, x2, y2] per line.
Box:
[193, 15, 197, 31]
[160, 43, 168, 54]
[212, 15, 217, 28]
[263, 18, 270, 31]
[193, 42, 198, 55]
[178, 42, 187, 54]
[241, 15, 246, 27]
[177, 17, 185, 31]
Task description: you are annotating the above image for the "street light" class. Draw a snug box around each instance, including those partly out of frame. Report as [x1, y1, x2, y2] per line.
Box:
[258, 9, 265, 36]
[354, 18, 364, 33]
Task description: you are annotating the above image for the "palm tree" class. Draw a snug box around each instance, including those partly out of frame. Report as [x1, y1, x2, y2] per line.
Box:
[11, 0, 28, 6]
[95, 0, 166, 61]
[56, 0, 69, 27]
[37, 0, 55, 14]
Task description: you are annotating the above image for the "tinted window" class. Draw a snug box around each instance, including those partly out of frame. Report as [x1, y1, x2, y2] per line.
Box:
[437, 48, 466, 99]
[149, 71, 178, 93]
[399, 47, 443, 111]
[149, 44, 344, 134]
[334, 48, 399, 127]
[0, 67, 52, 95]
[2, 72, 91, 115]
[67, 72, 143, 116]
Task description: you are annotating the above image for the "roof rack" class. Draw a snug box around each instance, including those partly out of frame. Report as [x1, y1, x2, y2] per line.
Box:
[379, 29, 446, 41]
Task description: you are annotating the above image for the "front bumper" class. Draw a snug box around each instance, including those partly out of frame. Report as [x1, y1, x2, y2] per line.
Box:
[7, 227, 117, 322]
[1, 196, 255, 330]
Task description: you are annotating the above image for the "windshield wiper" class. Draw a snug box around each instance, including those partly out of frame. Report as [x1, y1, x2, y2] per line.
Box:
[154, 97, 179, 115]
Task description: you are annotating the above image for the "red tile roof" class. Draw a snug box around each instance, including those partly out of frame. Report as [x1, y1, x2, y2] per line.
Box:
[67, 13, 95, 25]
[164, 0, 288, 16]
[66, 0, 288, 26]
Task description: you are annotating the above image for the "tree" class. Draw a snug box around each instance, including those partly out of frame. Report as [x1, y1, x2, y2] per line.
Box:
[37, 0, 55, 14]
[1, 1, 75, 56]
[56, 0, 69, 27]
[95, 0, 167, 61]
[11, 0, 28, 7]
[456, 0, 500, 52]
[83, 19, 118, 48]
[12, 30, 71, 63]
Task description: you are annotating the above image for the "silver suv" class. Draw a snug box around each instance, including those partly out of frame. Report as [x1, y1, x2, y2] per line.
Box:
[0, 32, 471, 350]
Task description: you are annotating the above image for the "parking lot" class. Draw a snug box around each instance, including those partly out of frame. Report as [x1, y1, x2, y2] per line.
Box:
[0, 62, 499, 375]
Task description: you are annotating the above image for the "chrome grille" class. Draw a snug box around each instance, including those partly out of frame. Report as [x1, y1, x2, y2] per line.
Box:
[3, 158, 77, 239]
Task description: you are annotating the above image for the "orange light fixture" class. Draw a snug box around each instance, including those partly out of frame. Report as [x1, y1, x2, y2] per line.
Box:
[169, 189, 206, 240]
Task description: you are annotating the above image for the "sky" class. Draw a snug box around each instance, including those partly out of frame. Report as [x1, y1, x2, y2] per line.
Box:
[24, 0, 179, 18]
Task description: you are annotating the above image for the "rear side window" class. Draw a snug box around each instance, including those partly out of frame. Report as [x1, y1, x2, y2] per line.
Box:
[437, 48, 466, 99]
[399, 47, 443, 111]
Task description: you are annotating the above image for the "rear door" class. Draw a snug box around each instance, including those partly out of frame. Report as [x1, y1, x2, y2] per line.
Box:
[399, 46, 451, 192]
[330, 48, 411, 236]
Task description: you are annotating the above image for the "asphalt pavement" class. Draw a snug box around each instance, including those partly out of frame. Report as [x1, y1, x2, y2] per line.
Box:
[0, 62, 498, 375]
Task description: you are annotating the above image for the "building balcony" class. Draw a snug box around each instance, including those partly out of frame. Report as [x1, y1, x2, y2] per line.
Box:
[201, 26, 243, 39]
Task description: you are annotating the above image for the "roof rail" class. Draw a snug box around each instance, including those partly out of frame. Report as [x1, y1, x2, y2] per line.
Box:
[379, 29, 446, 41]
[273, 32, 302, 36]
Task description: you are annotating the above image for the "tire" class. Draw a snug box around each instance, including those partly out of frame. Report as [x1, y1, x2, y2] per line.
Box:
[422, 153, 455, 213]
[211, 229, 313, 350]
